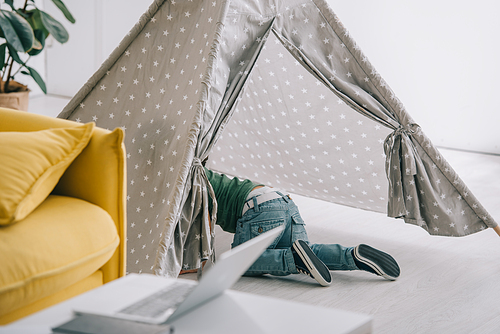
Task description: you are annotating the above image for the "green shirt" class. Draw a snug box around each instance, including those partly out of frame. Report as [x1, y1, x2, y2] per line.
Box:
[204, 168, 262, 233]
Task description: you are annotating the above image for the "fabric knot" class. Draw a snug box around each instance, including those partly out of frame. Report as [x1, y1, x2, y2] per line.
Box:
[192, 157, 203, 167]
[384, 124, 419, 177]
[383, 124, 421, 218]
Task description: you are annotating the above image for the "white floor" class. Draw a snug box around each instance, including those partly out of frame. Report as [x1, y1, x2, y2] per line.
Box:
[31, 94, 500, 334]
[215, 148, 500, 334]
[28, 94, 70, 118]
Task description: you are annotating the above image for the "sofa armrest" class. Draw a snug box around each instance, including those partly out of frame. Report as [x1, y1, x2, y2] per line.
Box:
[53, 127, 127, 283]
[0, 107, 127, 283]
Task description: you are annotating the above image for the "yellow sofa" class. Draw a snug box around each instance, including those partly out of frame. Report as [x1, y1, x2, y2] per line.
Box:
[0, 107, 127, 324]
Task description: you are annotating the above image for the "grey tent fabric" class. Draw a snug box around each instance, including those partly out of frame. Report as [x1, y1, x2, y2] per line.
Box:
[58, 0, 497, 278]
[59, 0, 227, 277]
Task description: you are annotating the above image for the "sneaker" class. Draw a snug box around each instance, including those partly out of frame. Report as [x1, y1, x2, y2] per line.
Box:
[292, 240, 332, 286]
[352, 244, 400, 281]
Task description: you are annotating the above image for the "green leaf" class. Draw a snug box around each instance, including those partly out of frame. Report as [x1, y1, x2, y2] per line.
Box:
[5, 0, 15, 11]
[39, 10, 68, 44]
[28, 29, 45, 56]
[51, 0, 75, 24]
[26, 10, 49, 37]
[0, 44, 6, 72]
[0, 11, 25, 52]
[26, 65, 46, 94]
[7, 44, 23, 64]
[2, 10, 34, 52]
[32, 38, 42, 49]
[15, 9, 30, 20]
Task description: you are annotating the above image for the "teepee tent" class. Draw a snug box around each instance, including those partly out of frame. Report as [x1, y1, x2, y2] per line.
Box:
[58, 0, 498, 278]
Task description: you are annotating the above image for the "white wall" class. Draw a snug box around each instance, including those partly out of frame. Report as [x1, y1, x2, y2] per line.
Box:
[43, 0, 151, 97]
[326, 0, 500, 154]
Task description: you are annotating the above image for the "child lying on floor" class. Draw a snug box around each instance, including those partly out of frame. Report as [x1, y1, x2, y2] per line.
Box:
[204, 168, 400, 286]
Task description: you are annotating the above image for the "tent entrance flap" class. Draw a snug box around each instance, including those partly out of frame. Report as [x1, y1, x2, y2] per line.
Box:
[207, 30, 392, 213]
[198, 17, 276, 160]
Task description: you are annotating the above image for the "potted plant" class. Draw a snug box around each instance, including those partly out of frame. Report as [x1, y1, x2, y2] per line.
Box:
[0, 0, 74, 110]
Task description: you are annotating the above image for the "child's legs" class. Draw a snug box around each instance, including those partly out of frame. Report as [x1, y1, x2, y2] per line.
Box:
[231, 196, 358, 275]
[243, 248, 297, 276]
[286, 200, 358, 271]
[310, 243, 358, 271]
[232, 197, 299, 276]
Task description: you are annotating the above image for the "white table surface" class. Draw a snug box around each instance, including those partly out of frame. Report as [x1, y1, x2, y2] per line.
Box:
[2, 273, 372, 334]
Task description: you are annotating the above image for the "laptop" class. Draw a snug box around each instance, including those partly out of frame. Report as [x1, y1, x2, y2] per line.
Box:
[73, 225, 284, 325]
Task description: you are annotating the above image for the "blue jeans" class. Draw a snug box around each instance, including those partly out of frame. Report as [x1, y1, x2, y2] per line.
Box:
[231, 193, 359, 276]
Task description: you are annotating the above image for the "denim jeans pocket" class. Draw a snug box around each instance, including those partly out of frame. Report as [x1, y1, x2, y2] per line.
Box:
[250, 218, 285, 249]
[291, 213, 305, 226]
[291, 214, 308, 242]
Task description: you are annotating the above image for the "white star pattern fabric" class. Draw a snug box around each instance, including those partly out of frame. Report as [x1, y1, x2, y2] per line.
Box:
[59, 0, 496, 278]
[60, 0, 224, 276]
[208, 32, 392, 213]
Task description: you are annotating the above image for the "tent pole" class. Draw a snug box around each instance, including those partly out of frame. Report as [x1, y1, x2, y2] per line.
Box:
[494, 225, 500, 237]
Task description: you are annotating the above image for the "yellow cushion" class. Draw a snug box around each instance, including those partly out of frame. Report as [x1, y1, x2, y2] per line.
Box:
[0, 195, 119, 317]
[0, 123, 94, 225]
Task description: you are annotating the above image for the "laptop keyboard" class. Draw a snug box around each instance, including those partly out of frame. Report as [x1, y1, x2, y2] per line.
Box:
[118, 281, 196, 318]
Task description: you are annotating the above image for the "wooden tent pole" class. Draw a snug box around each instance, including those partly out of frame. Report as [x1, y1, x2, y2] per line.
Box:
[494, 225, 500, 237]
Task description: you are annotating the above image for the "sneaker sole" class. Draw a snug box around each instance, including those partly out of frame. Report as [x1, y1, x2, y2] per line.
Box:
[354, 244, 400, 280]
[293, 240, 332, 286]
